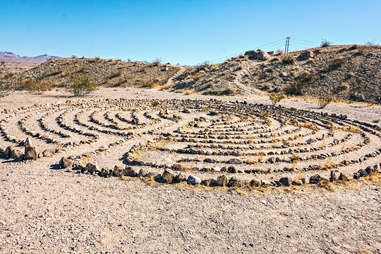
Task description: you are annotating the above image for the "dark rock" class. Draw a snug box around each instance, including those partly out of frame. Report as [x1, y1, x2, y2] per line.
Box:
[228, 177, 242, 187]
[250, 179, 261, 187]
[162, 169, 175, 184]
[339, 173, 349, 181]
[123, 167, 138, 177]
[228, 166, 237, 173]
[244, 49, 270, 61]
[24, 146, 38, 160]
[86, 163, 97, 174]
[330, 170, 340, 182]
[113, 165, 123, 177]
[59, 157, 73, 169]
[201, 179, 212, 186]
[216, 175, 228, 186]
[279, 177, 292, 186]
[309, 174, 321, 184]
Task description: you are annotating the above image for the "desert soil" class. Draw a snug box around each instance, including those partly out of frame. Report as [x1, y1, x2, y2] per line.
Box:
[0, 88, 380, 253]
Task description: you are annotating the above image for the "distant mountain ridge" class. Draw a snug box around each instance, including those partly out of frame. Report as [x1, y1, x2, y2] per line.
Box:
[0, 51, 60, 64]
[0, 51, 61, 72]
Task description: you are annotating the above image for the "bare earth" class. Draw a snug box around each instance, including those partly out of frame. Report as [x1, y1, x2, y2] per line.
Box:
[0, 88, 380, 253]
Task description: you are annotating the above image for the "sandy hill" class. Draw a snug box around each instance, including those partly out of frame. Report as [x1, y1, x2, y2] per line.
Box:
[5, 57, 180, 88]
[171, 45, 381, 103]
[2, 45, 381, 103]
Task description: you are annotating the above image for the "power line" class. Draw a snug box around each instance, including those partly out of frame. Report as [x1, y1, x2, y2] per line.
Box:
[285, 37, 290, 54]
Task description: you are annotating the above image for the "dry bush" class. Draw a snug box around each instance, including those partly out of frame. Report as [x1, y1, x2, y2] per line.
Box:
[141, 79, 164, 88]
[284, 72, 315, 96]
[268, 93, 285, 106]
[21, 79, 52, 93]
[321, 40, 331, 47]
[318, 96, 333, 109]
[67, 74, 97, 96]
[281, 54, 296, 65]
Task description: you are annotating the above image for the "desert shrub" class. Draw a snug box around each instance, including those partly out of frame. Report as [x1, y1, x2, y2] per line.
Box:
[268, 93, 285, 106]
[22, 79, 52, 93]
[317, 96, 333, 109]
[284, 72, 315, 96]
[152, 58, 161, 65]
[321, 40, 331, 47]
[281, 54, 296, 65]
[151, 100, 160, 107]
[67, 74, 97, 96]
[142, 79, 164, 88]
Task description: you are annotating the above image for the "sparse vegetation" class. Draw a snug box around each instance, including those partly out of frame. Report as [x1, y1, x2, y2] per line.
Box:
[67, 74, 97, 96]
[281, 54, 296, 65]
[284, 72, 315, 96]
[321, 40, 331, 47]
[268, 93, 285, 106]
[317, 96, 333, 109]
[21, 79, 52, 93]
[141, 79, 164, 88]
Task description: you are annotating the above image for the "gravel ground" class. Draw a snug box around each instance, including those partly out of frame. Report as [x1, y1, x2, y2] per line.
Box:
[0, 88, 380, 253]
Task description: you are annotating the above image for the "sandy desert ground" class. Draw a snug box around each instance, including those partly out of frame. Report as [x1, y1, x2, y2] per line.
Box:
[0, 88, 380, 253]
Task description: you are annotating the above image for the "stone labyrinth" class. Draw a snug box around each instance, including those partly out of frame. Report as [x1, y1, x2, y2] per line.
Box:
[0, 98, 380, 189]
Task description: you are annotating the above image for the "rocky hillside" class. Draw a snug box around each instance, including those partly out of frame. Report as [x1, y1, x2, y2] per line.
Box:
[0, 52, 60, 72]
[172, 45, 381, 103]
[3, 57, 180, 88]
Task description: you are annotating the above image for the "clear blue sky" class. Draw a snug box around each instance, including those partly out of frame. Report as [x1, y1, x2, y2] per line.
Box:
[2, 0, 381, 65]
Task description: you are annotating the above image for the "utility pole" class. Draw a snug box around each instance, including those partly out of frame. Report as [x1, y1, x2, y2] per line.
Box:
[285, 37, 290, 54]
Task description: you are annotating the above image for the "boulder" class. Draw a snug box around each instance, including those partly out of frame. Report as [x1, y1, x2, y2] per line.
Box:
[249, 179, 261, 187]
[113, 165, 123, 177]
[187, 175, 201, 185]
[339, 173, 349, 181]
[279, 177, 292, 186]
[329, 170, 340, 182]
[309, 174, 321, 184]
[138, 168, 149, 177]
[24, 146, 38, 160]
[59, 157, 73, 169]
[123, 167, 138, 177]
[201, 179, 212, 186]
[86, 163, 97, 174]
[42, 148, 56, 157]
[216, 175, 228, 186]
[162, 169, 175, 184]
[227, 177, 242, 187]
[244, 49, 270, 61]
[174, 173, 187, 183]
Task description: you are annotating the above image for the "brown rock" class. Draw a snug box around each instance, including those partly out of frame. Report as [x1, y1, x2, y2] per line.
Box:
[216, 175, 228, 186]
[123, 167, 138, 177]
[42, 148, 56, 157]
[86, 163, 97, 174]
[162, 169, 175, 184]
[24, 146, 38, 160]
[330, 170, 341, 182]
[113, 165, 123, 177]
[59, 157, 73, 169]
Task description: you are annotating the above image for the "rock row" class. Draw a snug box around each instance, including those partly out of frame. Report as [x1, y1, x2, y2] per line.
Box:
[0, 98, 380, 190]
